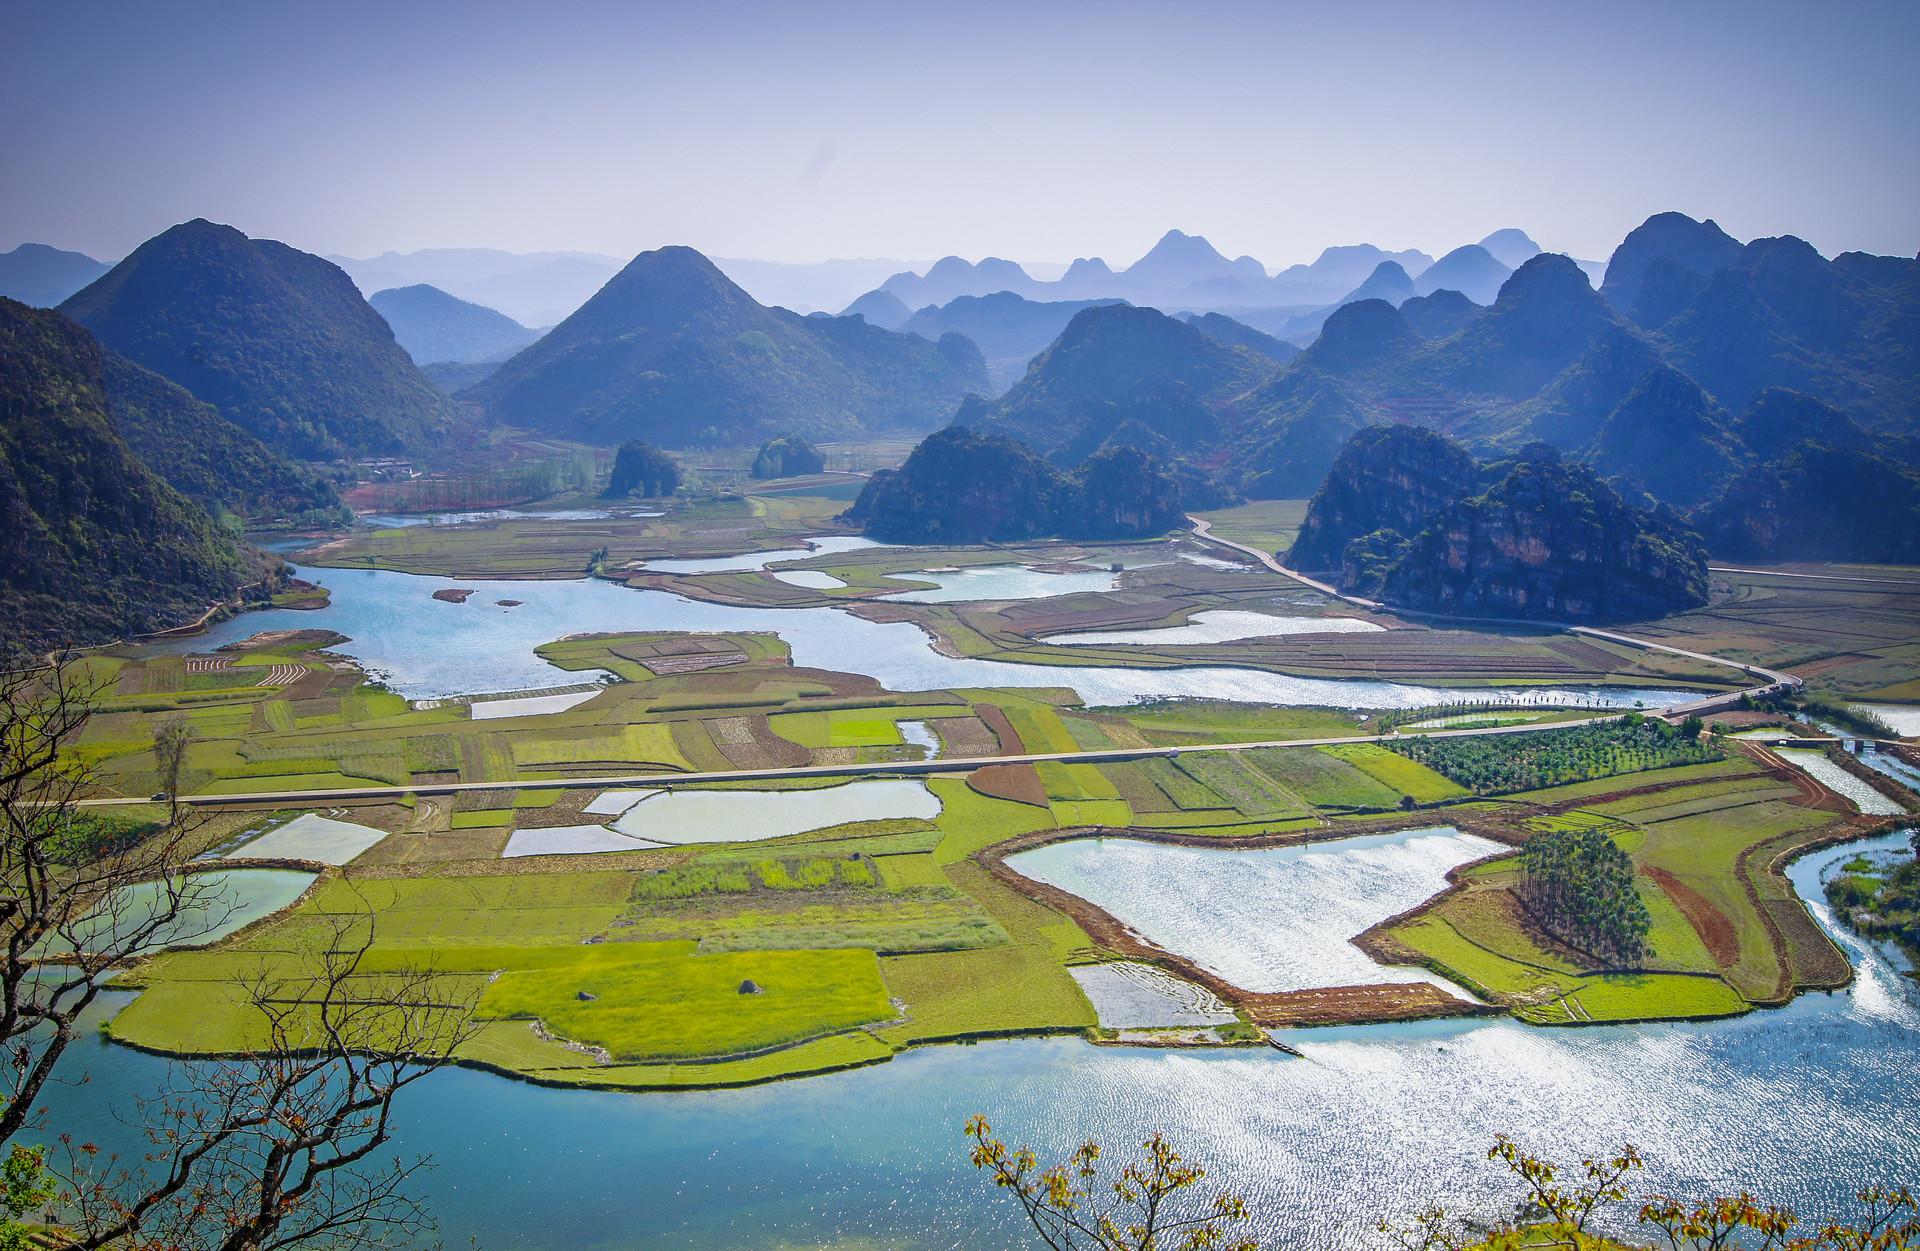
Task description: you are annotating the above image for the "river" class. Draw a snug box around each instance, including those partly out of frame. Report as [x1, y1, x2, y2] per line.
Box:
[154, 563, 1697, 711]
[32, 834, 1919, 1250]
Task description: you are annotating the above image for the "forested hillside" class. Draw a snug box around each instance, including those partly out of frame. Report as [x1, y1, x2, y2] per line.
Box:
[0, 299, 250, 653]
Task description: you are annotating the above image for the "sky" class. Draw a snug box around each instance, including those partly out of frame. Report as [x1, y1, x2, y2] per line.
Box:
[4, 0, 1918, 269]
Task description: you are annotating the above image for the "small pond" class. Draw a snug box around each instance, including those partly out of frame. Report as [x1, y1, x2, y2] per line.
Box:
[635, 535, 881, 575]
[358, 508, 657, 528]
[887, 564, 1120, 602]
[768, 569, 848, 589]
[469, 689, 604, 719]
[1852, 703, 1920, 737]
[1009, 827, 1502, 994]
[49, 868, 315, 955]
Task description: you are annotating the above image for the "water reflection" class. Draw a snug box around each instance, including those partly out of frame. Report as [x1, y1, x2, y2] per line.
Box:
[152, 565, 1699, 712]
[22, 839, 1919, 1251]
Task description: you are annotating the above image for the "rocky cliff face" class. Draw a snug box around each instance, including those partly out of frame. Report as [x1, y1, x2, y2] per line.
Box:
[1288, 424, 1477, 570]
[1378, 448, 1709, 621]
[1695, 442, 1920, 564]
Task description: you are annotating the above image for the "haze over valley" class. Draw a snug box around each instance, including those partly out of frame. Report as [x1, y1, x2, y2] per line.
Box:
[3, 4, 1918, 1250]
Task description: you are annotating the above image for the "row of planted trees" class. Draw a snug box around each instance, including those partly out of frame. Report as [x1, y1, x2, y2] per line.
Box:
[1387, 714, 1716, 795]
[1516, 824, 1654, 964]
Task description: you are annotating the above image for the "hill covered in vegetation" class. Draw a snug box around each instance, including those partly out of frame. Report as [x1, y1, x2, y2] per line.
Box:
[923, 216, 1918, 545]
[844, 426, 1184, 543]
[750, 433, 825, 479]
[466, 246, 987, 446]
[60, 219, 457, 460]
[369, 283, 541, 365]
[0, 298, 250, 653]
[604, 439, 681, 498]
[100, 350, 341, 523]
[1292, 427, 1708, 621]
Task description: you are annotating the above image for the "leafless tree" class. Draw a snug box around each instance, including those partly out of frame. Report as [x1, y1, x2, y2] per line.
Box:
[1, 657, 477, 1250]
[0, 655, 219, 1146]
[53, 913, 479, 1251]
[151, 717, 195, 820]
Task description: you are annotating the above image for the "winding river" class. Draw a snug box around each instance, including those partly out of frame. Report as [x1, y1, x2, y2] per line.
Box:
[157, 563, 1697, 711]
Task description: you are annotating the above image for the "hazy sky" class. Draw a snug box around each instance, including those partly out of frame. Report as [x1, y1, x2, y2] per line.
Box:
[5, 0, 1917, 268]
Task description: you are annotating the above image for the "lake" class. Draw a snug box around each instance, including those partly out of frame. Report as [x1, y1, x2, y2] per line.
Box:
[28, 834, 1920, 1250]
[154, 565, 1699, 712]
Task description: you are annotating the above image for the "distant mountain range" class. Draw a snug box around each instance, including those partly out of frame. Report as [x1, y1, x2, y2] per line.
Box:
[464, 246, 987, 445]
[330, 248, 938, 321]
[846, 227, 1601, 325]
[911, 212, 1919, 566]
[64, 220, 457, 461]
[328, 248, 623, 327]
[0, 243, 113, 308]
[369, 284, 542, 365]
[897, 293, 1127, 391]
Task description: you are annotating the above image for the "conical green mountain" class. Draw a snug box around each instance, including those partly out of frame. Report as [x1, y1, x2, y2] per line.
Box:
[62, 219, 455, 460]
[467, 246, 987, 445]
[954, 303, 1273, 462]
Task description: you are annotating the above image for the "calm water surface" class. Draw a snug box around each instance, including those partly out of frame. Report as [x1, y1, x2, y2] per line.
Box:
[154, 565, 1697, 712]
[1010, 828, 1500, 993]
[1044, 607, 1385, 646]
[31, 835, 1920, 1249]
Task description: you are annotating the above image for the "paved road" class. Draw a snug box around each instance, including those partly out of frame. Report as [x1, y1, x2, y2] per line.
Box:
[1708, 565, 1920, 588]
[77, 522, 1799, 810]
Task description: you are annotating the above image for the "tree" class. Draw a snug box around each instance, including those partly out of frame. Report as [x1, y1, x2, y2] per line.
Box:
[1518, 827, 1652, 964]
[0, 657, 475, 1250]
[603, 440, 680, 498]
[152, 716, 194, 816]
[49, 914, 477, 1251]
[965, 1116, 1257, 1251]
[0, 657, 214, 1147]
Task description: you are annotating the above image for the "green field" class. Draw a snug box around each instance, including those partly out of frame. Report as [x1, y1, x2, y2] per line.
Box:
[478, 943, 893, 1061]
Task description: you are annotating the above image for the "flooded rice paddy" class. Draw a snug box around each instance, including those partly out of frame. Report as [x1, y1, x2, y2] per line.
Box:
[503, 780, 943, 852]
[1778, 748, 1906, 815]
[886, 563, 1122, 602]
[1043, 607, 1385, 645]
[223, 813, 387, 864]
[1009, 828, 1501, 994]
